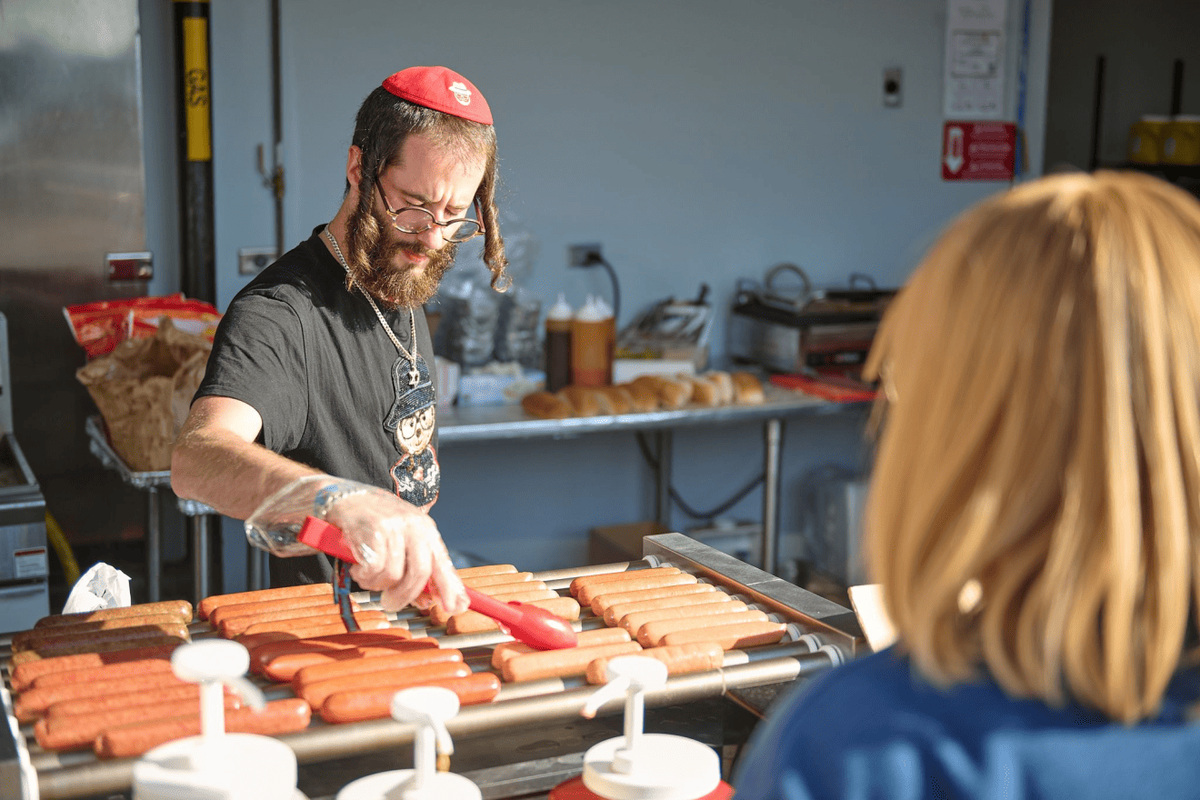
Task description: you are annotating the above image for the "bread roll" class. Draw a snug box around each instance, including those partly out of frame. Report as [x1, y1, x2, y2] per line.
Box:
[731, 371, 764, 405]
[622, 382, 659, 412]
[680, 374, 719, 407]
[632, 375, 692, 409]
[702, 370, 734, 404]
[598, 385, 634, 415]
[561, 385, 611, 416]
[521, 391, 574, 419]
[657, 377, 692, 409]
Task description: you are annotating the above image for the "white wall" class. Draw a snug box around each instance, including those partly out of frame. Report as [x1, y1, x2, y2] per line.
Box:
[190, 0, 1053, 577]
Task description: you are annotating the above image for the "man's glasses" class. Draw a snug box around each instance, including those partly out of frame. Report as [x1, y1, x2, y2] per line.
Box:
[377, 184, 483, 243]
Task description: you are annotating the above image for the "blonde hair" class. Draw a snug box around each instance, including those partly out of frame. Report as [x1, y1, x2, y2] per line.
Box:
[862, 171, 1200, 723]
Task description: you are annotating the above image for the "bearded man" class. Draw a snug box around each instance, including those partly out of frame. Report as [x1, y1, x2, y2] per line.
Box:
[171, 67, 507, 613]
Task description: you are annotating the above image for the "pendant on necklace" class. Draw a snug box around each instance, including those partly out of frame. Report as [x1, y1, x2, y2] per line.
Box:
[385, 352, 437, 457]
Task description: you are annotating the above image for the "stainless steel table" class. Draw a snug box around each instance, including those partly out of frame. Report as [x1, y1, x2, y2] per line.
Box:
[436, 385, 860, 575]
[85, 385, 861, 601]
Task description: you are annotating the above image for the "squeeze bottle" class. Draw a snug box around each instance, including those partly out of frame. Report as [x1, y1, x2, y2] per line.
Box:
[545, 293, 573, 392]
[571, 294, 615, 388]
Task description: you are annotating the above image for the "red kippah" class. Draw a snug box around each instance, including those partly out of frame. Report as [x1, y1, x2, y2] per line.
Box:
[381, 66, 493, 125]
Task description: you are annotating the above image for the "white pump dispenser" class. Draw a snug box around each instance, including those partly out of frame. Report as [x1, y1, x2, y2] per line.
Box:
[336, 686, 481, 800]
[132, 639, 298, 800]
[577, 656, 723, 800]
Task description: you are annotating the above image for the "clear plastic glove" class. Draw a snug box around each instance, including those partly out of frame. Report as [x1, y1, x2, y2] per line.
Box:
[245, 475, 467, 614]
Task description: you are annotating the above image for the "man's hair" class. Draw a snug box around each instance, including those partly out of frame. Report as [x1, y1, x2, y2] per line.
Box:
[862, 170, 1200, 723]
[344, 85, 508, 291]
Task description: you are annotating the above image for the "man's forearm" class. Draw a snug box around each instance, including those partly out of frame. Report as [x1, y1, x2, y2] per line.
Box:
[170, 428, 321, 520]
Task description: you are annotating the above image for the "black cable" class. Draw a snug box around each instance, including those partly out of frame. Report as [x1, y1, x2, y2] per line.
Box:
[673, 473, 764, 520]
[568, 251, 621, 324]
[635, 431, 764, 521]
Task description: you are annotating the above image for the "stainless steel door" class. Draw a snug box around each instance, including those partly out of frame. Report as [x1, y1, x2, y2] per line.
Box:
[0, 0, 152, 547]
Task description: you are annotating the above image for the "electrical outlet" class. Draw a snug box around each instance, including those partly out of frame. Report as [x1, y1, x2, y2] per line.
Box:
[883, 67, 902, 108]
[568, 242, 602, 267]
[238, 246, 277, 276]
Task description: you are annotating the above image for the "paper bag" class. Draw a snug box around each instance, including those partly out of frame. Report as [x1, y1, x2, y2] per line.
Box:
[76, 317, 211, 472]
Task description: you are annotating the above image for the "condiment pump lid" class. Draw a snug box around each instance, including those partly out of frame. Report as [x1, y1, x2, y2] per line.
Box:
[547, 293, 574, 321]
[578, 656, 721, 800]
[336, 686, 481, 800]
[132, 640, 297, 800]
[575, 294, 613, 322]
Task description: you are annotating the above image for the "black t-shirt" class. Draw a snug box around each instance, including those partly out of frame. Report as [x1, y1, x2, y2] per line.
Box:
[196, 226, 440, 585]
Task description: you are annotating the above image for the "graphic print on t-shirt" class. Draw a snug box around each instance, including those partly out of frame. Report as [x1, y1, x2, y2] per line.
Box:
[392, 446, 440, 510]
[383, 350, 440, 508]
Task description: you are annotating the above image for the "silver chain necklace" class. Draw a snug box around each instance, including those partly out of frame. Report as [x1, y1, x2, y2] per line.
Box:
[324, 226, 422, 388]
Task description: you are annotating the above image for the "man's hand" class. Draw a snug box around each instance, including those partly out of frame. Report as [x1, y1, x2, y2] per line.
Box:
[321, 486, 468, 614]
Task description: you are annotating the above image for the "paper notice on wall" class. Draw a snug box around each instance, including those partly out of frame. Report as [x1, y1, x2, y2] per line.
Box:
[944, 0, 1007, 119]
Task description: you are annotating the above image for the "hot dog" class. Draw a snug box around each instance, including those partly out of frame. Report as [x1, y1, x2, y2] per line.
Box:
[455, 564, 518, 578]
[15, 671, 189, 723]
[484, 583, 554, 598]
[429, 587, 557, 628]
[94, 698, 312, 759]
[619, 599, 751, 636]
[239, 610, 389, 637]
[12, 621, 191, 654]
[491, 626, 631, 670]
[235, 631, 299, 652]
[219, 600, 361, 638]
[208, 593, 347, 628]
[14, 613, 189, 650]
[43, 683, 210, 721]
[320, 672, 501, 724]
[576, 574, 698, 607]
[660, 620, 787, 650]
[413, 581, 546, 618]
[30, 657, 177, 691]
[461, 572, 535, 589]
[298, 661, 471, 708]
[602, 591, 734, 627]
[584, 642, 725, 685]
[10, 643, 181, 692]
[33, 600, 194, 628]
[198, 584, 332, 620]
[445, 596, 581, 636]
[239, 625, 408, 654]
[248, 629, 421, 674]
[590, 584, 717, 617]
[36, 692, 241, 751]
[291, 648, 463, 689]
[10, 633, 188, 667]
[241, 621, 409, 655]
[637, 610, 769, 647]
[262, 640, 441, 683]
[501, 641, 643, 683]
[568, 567, 683, 598]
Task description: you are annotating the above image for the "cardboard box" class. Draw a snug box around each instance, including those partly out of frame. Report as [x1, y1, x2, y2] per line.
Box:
[588, 520, 671, 564]
[613, 344, 708, 383]
[612, 358, 695, 384]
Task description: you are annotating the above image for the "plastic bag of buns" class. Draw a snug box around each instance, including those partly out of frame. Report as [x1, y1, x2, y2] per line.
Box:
[76, 317, 212, 471]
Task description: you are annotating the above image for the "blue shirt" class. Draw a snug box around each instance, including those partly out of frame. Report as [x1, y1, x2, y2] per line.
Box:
[732, 647, 1200, 799]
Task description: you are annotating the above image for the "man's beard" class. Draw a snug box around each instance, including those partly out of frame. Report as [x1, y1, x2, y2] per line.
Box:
[347, 205, 457, 309]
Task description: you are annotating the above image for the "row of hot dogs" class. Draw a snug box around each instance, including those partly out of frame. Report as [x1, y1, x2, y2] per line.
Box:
[3, 561, 796, 762]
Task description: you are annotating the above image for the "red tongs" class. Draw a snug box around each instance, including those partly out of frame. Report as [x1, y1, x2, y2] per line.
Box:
[297, 516, 577, 650]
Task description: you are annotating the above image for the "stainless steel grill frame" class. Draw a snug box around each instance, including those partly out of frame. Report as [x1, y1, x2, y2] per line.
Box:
[2, 533, 863, 800]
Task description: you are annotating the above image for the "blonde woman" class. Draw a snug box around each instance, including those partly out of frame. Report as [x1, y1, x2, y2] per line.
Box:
[732, 171, 1200, 799]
